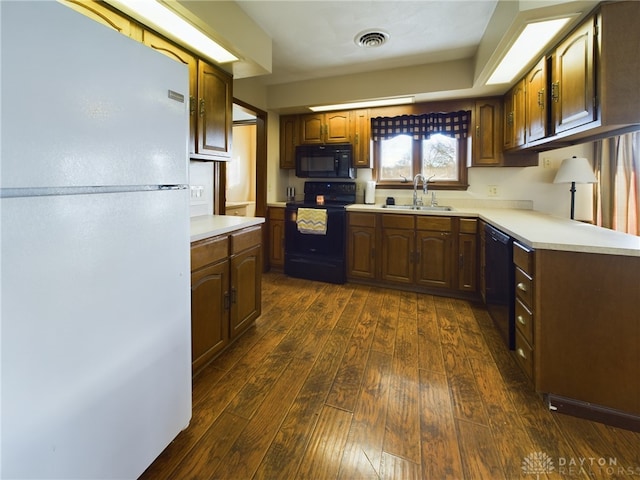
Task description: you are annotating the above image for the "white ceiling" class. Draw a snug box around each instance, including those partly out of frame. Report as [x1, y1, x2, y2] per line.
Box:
[234, 0, 499, 86]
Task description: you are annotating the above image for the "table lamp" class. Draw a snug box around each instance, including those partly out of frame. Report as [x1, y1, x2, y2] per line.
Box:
[553, 156, 597, 219]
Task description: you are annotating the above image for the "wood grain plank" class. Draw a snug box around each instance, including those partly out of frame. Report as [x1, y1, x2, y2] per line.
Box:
[416, 294, 446, 374]
[224, 352, 291, 419]
[379, 451, 422, 480]
[419, 369, 464, 479]
[209, 355, 315, 480]
[338, 349, 392, 479]
[467, 354, 542, 478]
[383, 313, 421, 463]
[438, 304, 489, 425]
[326, 289, 383, 412]
[165, 412, 247, 480]
[456, 419, 506, 479]
[295, 406, 353, 479]
[253, 326, 353, 480]
[370, 289, 400, 355]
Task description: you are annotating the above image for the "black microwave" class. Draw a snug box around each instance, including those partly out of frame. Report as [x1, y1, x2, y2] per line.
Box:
[295, 144, 356, 179]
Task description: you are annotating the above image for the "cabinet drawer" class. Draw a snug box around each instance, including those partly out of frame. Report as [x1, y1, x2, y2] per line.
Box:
[515, 297, 534, 345]
[513, 241, 534, 274]
[231, 226, 262, 254]
[514, 330, 534, 380]
[416, 216, 452, 231]
[515, 266, 534, 308]
[459, 218, 477, 234]
[382, 214, 415, 230]
[268, 207, 285, 220]
[191, 235, 229, 271]
[349, 212, 376, 228]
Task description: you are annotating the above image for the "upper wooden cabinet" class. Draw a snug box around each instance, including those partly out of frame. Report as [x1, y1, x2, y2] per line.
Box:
[195, 61, 233, 160]
[352, 109, 371, 168]
[551, 19, 595, 135]
[503, 78, 526, 150]
[472, 98, 502, 166]
[519, 2, 640, 149]
[525, 58, 548, 144]
[60, 0, 142, 40]
[300, 111, 352, 144]
[279, 115, 298, 169]
[142, 30, 198, 154]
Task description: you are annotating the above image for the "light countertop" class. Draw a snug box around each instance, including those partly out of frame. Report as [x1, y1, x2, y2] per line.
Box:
[190, 215, 265, 243]
[346, 204, 640, 257]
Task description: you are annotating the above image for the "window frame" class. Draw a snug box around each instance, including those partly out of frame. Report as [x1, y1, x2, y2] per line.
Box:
[372, 135, 469, 190]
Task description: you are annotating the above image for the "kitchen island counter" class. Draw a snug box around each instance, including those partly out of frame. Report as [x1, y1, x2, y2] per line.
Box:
[190, 215, 265, 243]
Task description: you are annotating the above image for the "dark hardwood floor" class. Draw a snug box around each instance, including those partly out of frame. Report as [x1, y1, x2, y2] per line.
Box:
[140, 272, 640, 479]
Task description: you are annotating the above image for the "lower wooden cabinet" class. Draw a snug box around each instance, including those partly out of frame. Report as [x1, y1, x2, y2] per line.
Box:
[190, 226, 262, 372]
[347, 213, 377, 280]
[347, 212, 477, 296]
[267, 206, 285, 269]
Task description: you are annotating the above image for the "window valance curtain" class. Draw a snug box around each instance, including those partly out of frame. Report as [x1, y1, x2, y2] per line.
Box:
[371, 110, 471, 141]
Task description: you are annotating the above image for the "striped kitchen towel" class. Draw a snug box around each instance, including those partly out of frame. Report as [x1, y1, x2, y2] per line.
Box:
[296, 208, 327, 235]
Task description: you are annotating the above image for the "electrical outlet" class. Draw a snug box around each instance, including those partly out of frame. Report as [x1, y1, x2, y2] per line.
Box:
[487, 185, 499, 197]
[190, 185, 204, 199]
[543, 157, 551, 169]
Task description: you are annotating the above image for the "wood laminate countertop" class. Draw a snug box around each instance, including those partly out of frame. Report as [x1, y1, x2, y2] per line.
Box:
[190, 215, 265, 243]
[345, 204, 640, 257]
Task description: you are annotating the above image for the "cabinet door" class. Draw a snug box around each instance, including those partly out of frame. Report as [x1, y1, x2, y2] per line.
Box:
[504, 81, 526, 149]
[552, 20, 595, 134]
[325, 111, 351, 143]
[191, 260, 229, 371]
[197, 60, 232, 159]
[352, 109, 371, 167]
[299, 114, 324, 144]
[415, 230, 453, 289]
[381, 228, 414, 284]
[458, 232, 477, 292]
[472, 98, 502, 166]
[230, 244, 262, 338]
[347, 225, 377, 279]
[268, 216, 285, 268]
[526, 57, 548, 143]
[143, 30, 198, 154]
[279, 115, 298, 168]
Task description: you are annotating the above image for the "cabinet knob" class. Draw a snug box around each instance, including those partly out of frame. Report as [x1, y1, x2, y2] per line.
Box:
[517, 314, 526, 326]
[517, 282, 527, 292]
[517, 348, 527, 360]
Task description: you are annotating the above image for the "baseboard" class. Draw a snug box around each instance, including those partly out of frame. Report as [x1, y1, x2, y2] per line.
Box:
[546, 394, 640, 432]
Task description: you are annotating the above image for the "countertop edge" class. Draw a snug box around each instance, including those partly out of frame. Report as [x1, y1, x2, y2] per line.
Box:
[190, 215, 265, 243]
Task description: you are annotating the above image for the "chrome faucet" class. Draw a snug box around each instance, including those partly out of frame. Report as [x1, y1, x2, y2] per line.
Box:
[413, 174, 435, 206]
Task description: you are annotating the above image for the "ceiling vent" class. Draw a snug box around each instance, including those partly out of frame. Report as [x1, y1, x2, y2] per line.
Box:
[355, 30, 389, 48]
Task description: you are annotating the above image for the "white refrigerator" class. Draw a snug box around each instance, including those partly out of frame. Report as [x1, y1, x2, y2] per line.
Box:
[1, 2, 192, 479]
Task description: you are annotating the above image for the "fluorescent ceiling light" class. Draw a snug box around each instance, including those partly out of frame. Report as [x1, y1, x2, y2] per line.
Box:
[111, 0, 238, 63]
[486, 17, 573, 85]
[309, 97, 414, 112]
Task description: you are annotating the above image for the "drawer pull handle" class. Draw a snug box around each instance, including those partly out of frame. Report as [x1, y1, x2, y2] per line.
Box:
[517, 282, 527, 292]
[517, 348, 527, 359]
[517, 315, 526, 326]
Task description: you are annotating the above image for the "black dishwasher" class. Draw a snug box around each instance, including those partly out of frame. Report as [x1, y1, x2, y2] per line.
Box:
[484, 224, 515, 349]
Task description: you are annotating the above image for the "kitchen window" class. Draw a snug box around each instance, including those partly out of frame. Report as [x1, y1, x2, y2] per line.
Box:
[372, 111, 470, 190]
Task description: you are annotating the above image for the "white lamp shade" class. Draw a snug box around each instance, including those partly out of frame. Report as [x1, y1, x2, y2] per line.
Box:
[554, 156, 597, 184]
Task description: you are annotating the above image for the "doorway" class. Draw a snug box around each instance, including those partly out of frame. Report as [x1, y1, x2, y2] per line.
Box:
[216, 100, 267, 220]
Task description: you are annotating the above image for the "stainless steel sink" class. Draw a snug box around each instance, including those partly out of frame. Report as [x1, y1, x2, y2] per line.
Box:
[381, 204, 454, 211]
